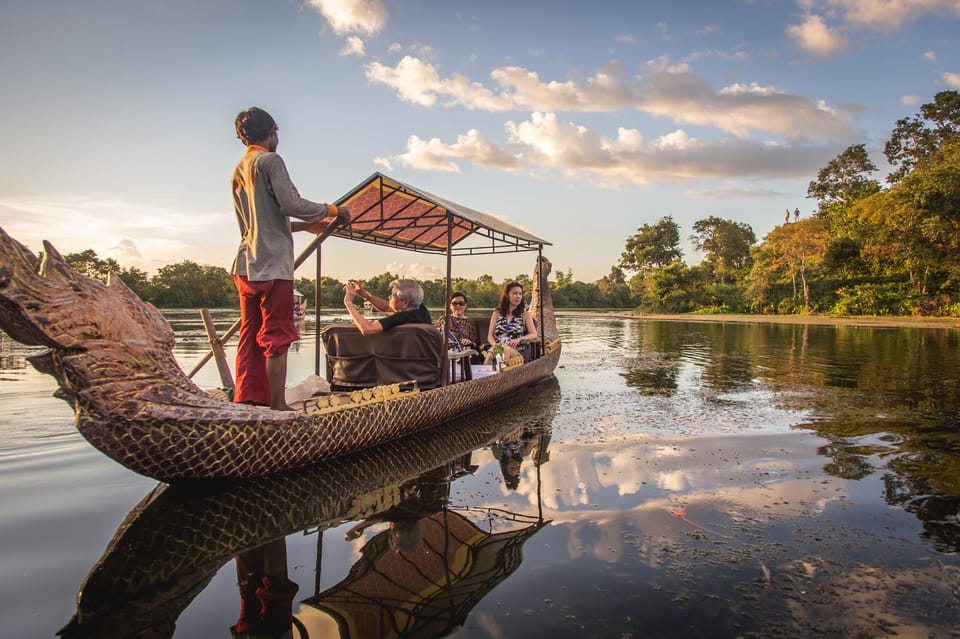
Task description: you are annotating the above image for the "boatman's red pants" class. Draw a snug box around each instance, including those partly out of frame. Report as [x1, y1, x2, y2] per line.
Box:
[233, 275, 299, 406]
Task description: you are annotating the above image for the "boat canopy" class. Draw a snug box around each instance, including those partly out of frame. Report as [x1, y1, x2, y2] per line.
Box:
[331, 172, 550, 256]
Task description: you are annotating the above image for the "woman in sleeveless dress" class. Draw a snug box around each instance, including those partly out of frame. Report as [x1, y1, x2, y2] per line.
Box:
[483, 280, 538, 365]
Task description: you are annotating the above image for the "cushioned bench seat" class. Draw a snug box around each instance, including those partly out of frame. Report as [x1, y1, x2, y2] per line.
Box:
[321, 323, 444, 390]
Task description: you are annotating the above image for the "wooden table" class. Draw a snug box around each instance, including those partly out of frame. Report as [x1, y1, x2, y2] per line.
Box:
[448, 349, 477, 382]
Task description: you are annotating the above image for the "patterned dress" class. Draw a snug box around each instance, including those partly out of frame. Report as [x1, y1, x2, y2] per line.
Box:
[435, 315, 479, 350]
[492, 312, 526, 354]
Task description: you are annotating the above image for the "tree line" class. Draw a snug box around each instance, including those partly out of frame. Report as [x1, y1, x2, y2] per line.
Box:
[610, 90, 960, 317]
[63, 91, 960, 316]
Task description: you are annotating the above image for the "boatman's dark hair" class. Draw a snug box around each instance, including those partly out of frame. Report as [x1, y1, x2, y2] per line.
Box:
[235, 107, 277, 145]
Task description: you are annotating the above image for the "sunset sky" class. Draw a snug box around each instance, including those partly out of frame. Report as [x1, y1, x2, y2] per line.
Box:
[1, 0, 958, 283]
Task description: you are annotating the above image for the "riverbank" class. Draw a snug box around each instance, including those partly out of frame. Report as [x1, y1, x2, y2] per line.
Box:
[556, 309, 960, 330]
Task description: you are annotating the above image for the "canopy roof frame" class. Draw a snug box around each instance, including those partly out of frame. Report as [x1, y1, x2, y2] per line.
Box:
[330, 172, 550, 256]
[311, 171, 550, 381]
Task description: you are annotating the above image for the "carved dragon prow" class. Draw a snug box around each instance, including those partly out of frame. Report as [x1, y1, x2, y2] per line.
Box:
[0, 225, 250, 419]
[529, 254, 557, 343]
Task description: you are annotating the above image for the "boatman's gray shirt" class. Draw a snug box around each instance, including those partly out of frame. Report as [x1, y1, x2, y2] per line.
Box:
[231, 148, 330, 281]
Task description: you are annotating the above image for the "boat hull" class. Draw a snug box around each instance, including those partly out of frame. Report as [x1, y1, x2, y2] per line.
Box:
[77, 346, 560, 481]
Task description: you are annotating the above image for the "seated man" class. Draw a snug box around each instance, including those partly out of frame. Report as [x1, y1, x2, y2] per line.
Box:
[343, 278, 431, 334]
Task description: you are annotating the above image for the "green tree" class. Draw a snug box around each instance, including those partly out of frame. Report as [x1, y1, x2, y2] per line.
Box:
[746, 218, 829, 314]
[293, 275, 346, 309]
[553, 280, 602, 307]
[357, 272, 397, 301]
[421, 278, 447, 309]
[619, 216, 682, 274]
[689, 216, 756, 284]
[151, 261, 234, 307]
[64, 249, 121, 282]
[806, 144, 881, 228]
[884, 90, 960, 184]
[596, 266, 633, 307]
[643, 262, 703, 313]
[854, 145, 960, 305]
[117, 266, 153, 301]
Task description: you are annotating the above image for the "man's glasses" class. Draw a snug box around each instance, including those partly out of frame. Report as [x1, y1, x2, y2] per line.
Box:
[451, 301, 466, 306]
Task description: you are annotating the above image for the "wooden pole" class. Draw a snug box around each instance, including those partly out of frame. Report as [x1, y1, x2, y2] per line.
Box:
[199, 309, 235, 388]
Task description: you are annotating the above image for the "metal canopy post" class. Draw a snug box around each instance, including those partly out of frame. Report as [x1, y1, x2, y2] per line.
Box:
[315, 243, 322, 377]
[442, 213, 453, 385]
[538, 246, 544, 355]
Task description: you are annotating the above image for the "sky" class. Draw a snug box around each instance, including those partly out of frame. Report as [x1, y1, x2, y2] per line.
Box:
[1, 0, 958, 284]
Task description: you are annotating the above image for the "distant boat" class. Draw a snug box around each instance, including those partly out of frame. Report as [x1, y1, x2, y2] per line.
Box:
[293, 289, 307, 318]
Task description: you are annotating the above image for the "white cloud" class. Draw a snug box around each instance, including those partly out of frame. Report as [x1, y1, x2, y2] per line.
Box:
[382, 128, 521, 173]
[923, 50, 938, 62]
[900, 95, 921, 106]
[656, 21, 670, 40]
[366, 56, 513, 110]
[306, 0, 387, 36]
[944, 72, 960, 88]
[686, 184, 785, 199]
[384, 261, 443, 280]
[786, 14, 848, 57]
[683, 48, 750, 63]
[379, 112, 840, 188]
[803, 0, 960, 33]
[0, 195, 223, 273]
[109, 237, 143, 261]
[339, 35, 365, 57]
[366, 57, 852, 140]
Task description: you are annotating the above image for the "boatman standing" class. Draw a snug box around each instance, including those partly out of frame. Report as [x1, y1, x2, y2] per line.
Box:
[231, 107, 349, 410]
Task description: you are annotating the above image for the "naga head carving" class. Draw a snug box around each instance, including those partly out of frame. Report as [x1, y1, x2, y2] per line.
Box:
[0, 226, 174, 354]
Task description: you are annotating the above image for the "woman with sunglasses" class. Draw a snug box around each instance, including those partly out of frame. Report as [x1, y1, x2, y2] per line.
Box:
[435, 292, 480, 353]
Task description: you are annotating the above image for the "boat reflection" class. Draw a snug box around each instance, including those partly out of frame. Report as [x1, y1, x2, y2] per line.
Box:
[57, 379, 559, 639]
[301, 453, 548, 638]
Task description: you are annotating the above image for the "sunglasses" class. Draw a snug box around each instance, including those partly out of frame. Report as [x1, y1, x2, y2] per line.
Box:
[451, 301, 466, 306]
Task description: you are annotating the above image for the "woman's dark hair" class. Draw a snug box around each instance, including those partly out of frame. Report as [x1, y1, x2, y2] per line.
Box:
[451, 291, 468, 304]
[497, 281, 525, 317]
[499, 454, 522, 490]
[235, 107, 276, 145]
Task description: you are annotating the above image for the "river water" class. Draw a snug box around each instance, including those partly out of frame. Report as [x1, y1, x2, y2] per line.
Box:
[1, 312, 959, 638]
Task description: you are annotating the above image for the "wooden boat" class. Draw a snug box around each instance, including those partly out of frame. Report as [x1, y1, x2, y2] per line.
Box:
[57, 382, 557, 638]
[0, 172, 560, 481]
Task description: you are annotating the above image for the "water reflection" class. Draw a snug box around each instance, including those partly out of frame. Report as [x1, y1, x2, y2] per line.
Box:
[6, 314, 960, 636]
[57, 380, 559, 639]
[306, 453, 548, 638]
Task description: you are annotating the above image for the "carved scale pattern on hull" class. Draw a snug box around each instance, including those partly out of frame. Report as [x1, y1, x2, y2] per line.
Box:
[0, 226, 560, 480]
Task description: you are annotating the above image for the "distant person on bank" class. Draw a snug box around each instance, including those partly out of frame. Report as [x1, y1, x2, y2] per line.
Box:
[230, 106, 349, 411]
[343, 278, 431, 334]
